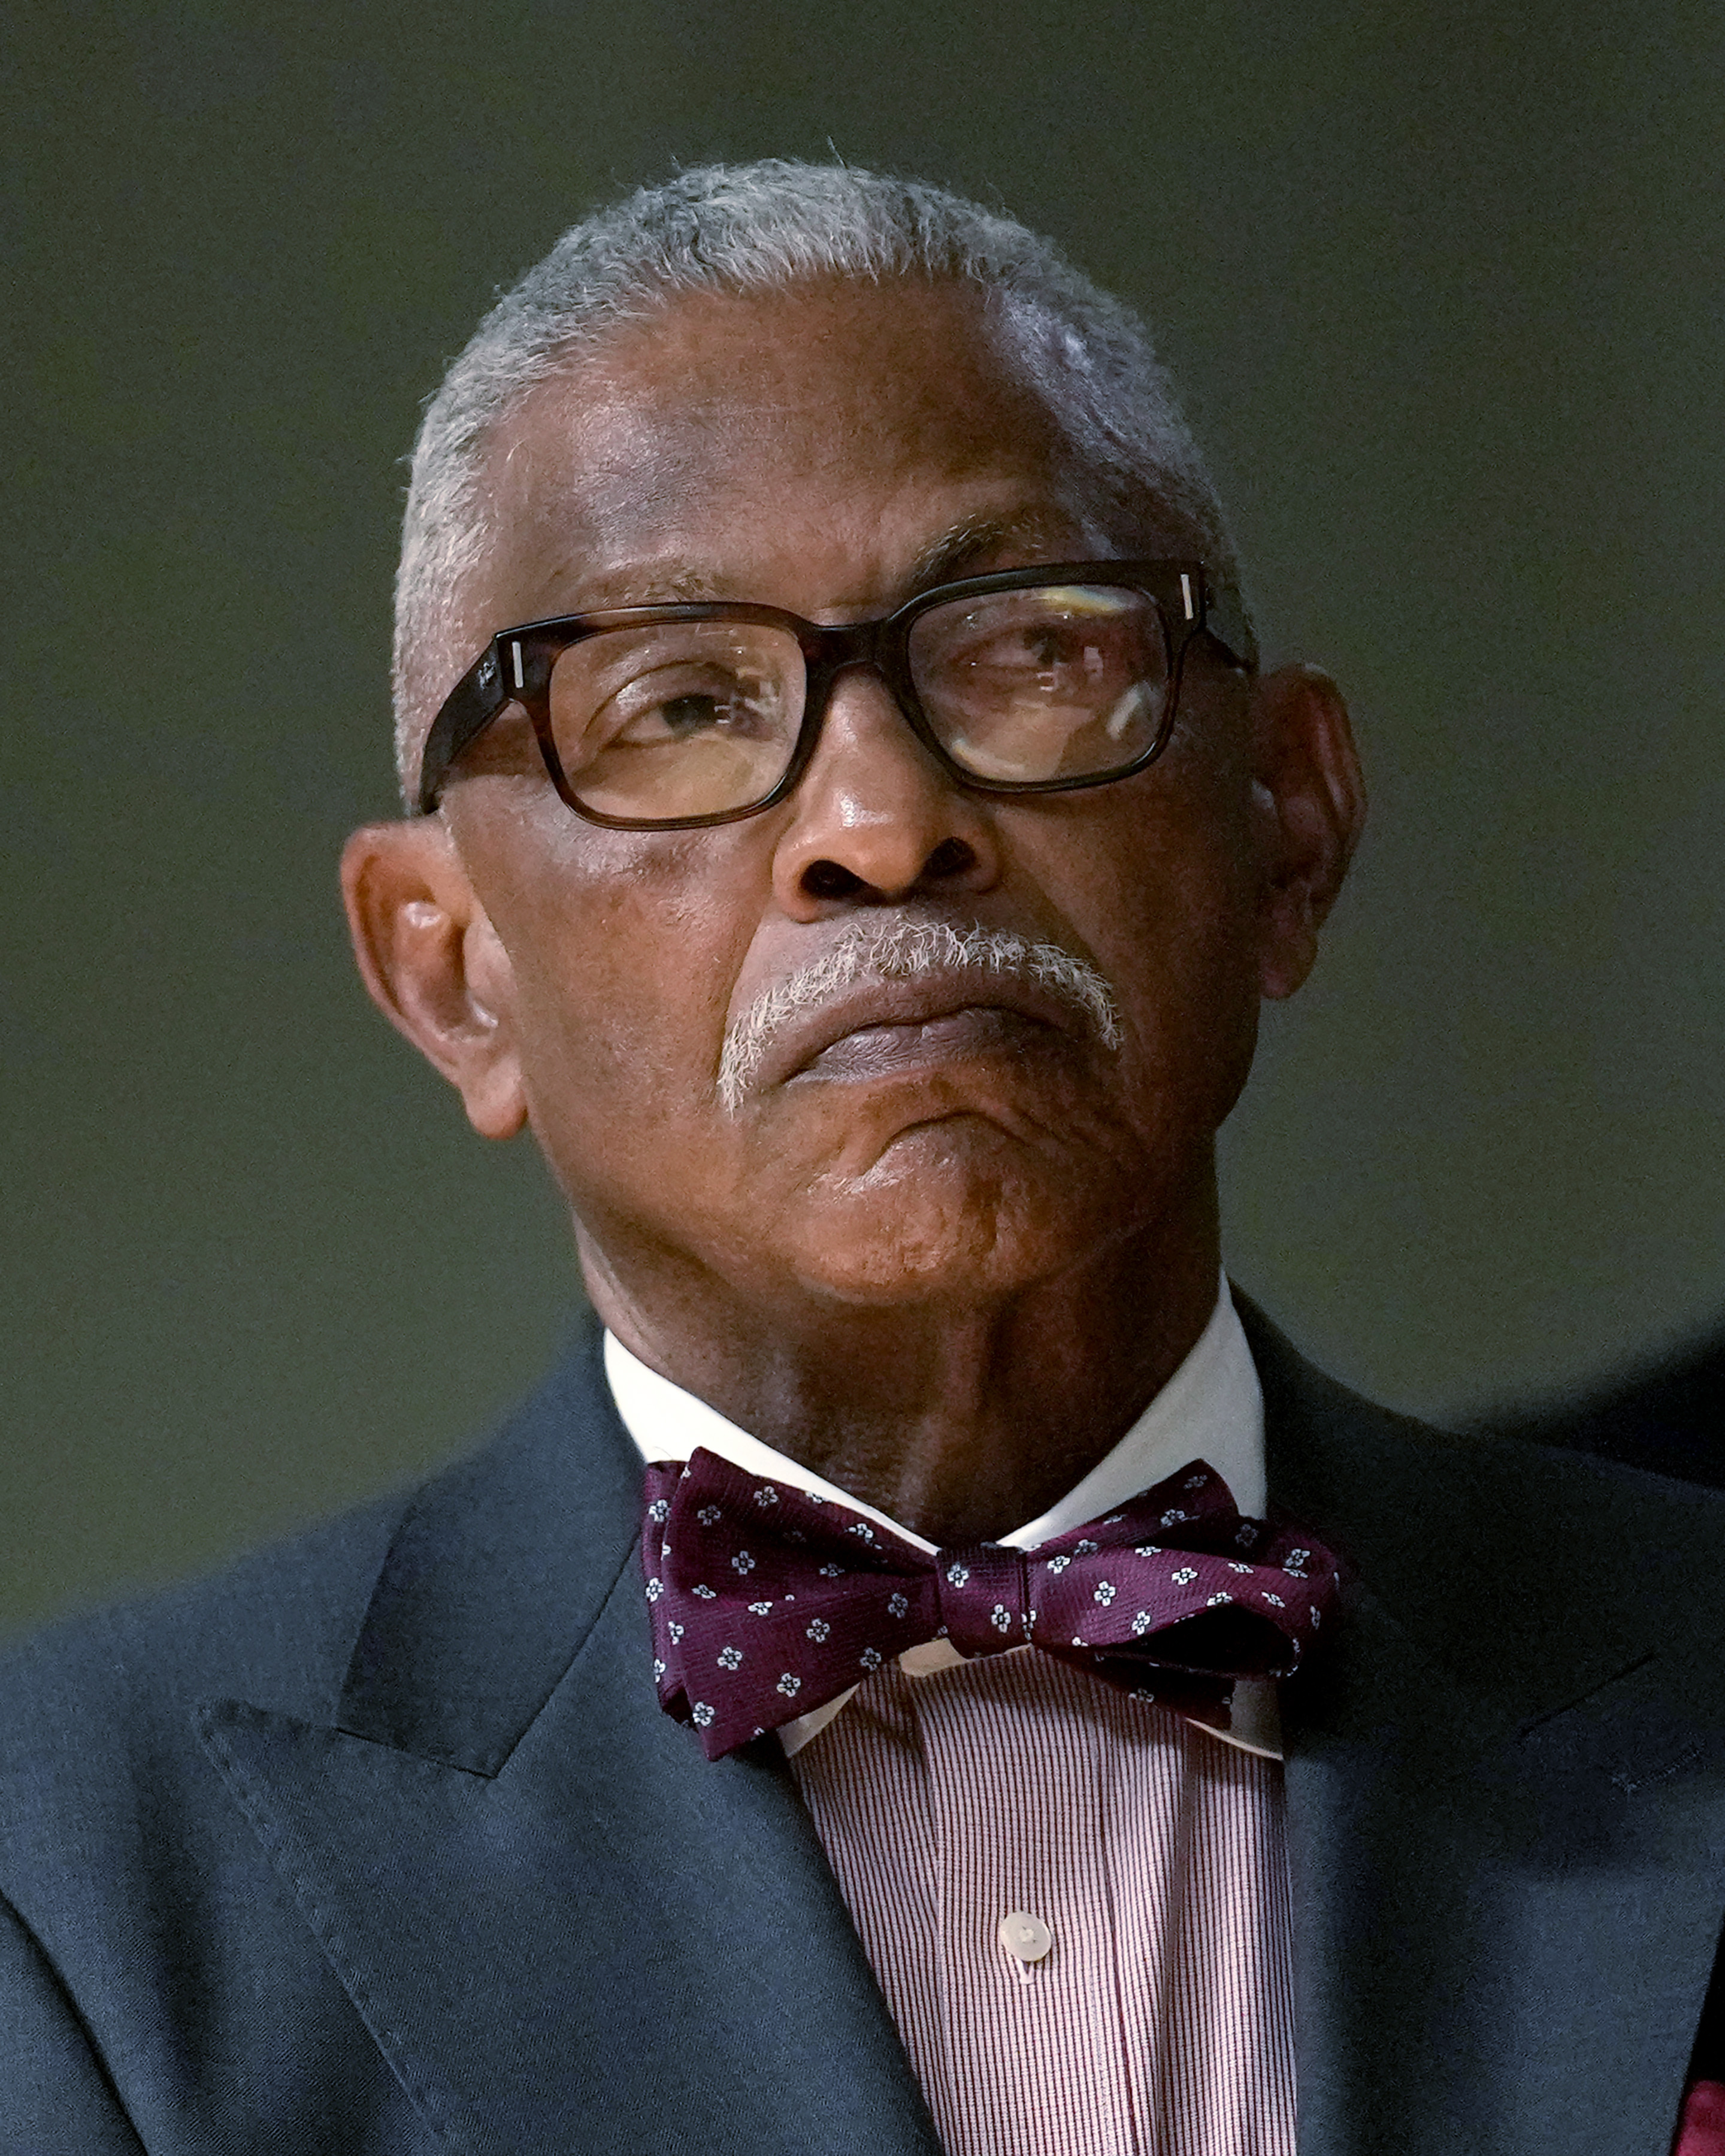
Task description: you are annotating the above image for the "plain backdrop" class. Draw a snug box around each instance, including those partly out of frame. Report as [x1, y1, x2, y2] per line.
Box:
[5, 0, 1721, 1636]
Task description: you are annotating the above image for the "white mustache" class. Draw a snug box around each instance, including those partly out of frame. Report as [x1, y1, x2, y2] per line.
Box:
[717, 918, 1123, 1113]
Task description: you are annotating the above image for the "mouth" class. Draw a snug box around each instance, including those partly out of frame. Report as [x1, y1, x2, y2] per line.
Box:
[794, 1004, 1058, 1085]
[752, 974, 1095, 1098]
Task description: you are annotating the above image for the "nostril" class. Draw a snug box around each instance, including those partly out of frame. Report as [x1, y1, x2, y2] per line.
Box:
[801, 859, 867, 901]
[923, 838, 976, 882]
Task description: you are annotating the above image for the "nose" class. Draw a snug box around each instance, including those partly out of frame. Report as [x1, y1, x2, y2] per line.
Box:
[770, 665, 1003, 919]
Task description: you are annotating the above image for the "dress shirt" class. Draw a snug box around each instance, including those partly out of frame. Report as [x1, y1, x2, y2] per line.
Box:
[605, 1284, 1296, 2156]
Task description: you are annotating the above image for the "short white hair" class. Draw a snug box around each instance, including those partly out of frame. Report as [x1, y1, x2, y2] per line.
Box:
[392, 159, 1240, 797]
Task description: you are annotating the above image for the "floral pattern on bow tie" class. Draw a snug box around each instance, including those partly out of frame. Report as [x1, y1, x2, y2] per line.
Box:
[642, 1449, 1342, 1759]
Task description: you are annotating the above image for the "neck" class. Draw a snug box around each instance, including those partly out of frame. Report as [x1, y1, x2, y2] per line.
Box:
[580, 1194, 1222, 1546]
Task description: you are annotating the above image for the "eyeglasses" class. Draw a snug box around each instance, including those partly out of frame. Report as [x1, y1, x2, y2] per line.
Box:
[416, 560, 1257, 828]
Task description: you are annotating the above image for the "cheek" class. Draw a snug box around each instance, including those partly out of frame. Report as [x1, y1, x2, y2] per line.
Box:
[471, 809, 762, 1131]
[1039, 809, 1263, 1112]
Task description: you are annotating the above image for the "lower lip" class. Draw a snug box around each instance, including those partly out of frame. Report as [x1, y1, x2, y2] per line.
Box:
[794, 1007, 1058, 1084]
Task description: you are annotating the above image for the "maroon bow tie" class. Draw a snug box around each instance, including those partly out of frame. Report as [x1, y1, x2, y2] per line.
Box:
[641, 1446, 1340, 1759]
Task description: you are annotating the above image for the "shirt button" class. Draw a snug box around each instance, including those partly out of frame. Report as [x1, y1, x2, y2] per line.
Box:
[998, 1910, 1053, 1963]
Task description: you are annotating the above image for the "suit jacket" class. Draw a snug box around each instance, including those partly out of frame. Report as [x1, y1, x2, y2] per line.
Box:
[5, 1303, 1725, 2156]
[1483, 1328, 1725, 1489]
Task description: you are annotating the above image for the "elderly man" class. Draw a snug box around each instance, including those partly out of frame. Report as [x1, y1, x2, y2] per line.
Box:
[5, 162, 1725, 2156]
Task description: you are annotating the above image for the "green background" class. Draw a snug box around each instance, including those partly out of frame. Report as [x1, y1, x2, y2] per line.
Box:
[6, 0, 1721, 1637]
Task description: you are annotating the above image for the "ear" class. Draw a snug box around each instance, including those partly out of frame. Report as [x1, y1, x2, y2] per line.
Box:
[340, 818, 528, 1140]
[1248, 663, 1367, 1002]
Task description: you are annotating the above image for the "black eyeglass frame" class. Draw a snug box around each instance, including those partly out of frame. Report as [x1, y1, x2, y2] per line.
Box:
[415, 559, 1258, 826]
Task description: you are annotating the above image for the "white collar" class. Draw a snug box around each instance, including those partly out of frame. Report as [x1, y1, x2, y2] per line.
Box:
[603, 1278, 1279, 1758]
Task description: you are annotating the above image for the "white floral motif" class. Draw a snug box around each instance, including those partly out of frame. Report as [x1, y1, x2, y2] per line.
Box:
[1102, 1513, 1125, 1525]
[1182, 1472, 1208, 1489]
[667, 1621, 685, 1642]
[1134, 1545, 1163, 1559]
[1228, 1561, 1254, 1574]
[818, 1564, 845, 1579]
[717, 1646, 743, 1669]
[691, 1703, 715, 1728]
[647, 1498, 670, 1522]
[850, 1522, 876, 1542]
[1206, 1591, 1233, 1607]
[692, 1584, 717, 1600]
[1092, 1580, 1116, 1606]
[748, 1600, 773, 1616]
[888, 1592, 909, 1618]
[1073, 1539, 1098, 1555]
[806, 1619, 830, 1643]
[697, 1505, 722, 1527]
[1235, 1524, 1258, 1548]
[1131, 1610, 1154, 1636]
[661, 1541, 671, 1560]
[753, 1485, 780, 1507]
[1171, 1566, 1199, 1585]
[1045, 1554, 1072, 1574]
[776, 1673, 801, 1697]
[1284, 1549, 1311, 1575]
[1309, 1607, 1321, 1627]
[806, 1494, 826, 1506]
[653, 1658, 665, 1678]
[644, 1577, 664, 1601]
[990, 1604, 1013, 1633]
[1260, 1591, 1285, 1609]
[1160, 1508, 1191, 1527]
[946, 1563, 970, 1587]
[860, 1648, 882, 1671]
[731, 1551, 756, 1574]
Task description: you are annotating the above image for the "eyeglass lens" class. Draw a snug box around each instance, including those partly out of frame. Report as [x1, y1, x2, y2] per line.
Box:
[544, 585, 1172, 822]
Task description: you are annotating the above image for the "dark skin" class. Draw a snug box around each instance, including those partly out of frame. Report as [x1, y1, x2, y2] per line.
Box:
[344, 279, 1364, 1543]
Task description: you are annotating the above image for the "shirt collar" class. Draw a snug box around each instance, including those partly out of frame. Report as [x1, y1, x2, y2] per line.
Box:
[603, 1278, 1277, 1758]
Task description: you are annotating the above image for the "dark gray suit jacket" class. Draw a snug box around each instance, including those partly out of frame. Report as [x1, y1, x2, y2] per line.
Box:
[5, 1304, 1725, 2154]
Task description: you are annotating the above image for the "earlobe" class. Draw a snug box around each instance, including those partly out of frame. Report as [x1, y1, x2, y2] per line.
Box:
[340, 819, 529, 1140]
[1249, 664, 1367, 1003]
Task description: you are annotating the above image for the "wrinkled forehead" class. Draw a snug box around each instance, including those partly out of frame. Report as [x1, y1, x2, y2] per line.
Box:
[468, 279, 1099, 619]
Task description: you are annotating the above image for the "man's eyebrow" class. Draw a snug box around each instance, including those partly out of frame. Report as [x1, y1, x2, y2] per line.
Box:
[542, 565, 731, 611]
[537, 514, 1075, 617]
[906, 511, 1079, 593]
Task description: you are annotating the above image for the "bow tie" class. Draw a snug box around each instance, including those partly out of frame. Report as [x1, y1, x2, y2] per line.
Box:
[642, 1447, 1340, 1759]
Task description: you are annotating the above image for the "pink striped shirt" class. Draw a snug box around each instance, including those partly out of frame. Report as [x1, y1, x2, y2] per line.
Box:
[607, 1290, 1296, 2156]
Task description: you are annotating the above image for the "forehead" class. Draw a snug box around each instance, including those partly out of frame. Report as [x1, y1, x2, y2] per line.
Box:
[477, 279, 1087, 617]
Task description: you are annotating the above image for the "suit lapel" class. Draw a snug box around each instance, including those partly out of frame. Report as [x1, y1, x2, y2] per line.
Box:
[1244, 1299, 1725, 2156]
[197, 1328, 938, 2156]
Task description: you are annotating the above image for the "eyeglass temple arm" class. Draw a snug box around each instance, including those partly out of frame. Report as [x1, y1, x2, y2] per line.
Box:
[417, 650, 507, 814]
[1202, 580, 1259, 673]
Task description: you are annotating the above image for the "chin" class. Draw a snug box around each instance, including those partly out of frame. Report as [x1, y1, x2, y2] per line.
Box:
[782, 1133, 1130, 1308]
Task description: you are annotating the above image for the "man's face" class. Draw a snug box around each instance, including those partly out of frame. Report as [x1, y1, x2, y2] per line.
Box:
[379, 280, 1317, 1327]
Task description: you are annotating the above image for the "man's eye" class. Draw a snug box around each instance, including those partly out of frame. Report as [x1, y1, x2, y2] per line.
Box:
[966, 629, 1097, 676]
[652, 693, 731, 734]
[613, 677, 773, 741]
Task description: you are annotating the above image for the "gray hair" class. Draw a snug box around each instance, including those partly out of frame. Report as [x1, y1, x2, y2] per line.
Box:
[392, 159, 1239, 796]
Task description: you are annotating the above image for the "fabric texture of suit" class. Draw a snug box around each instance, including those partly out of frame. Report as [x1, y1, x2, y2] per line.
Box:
[5, 1300, 1725, 2155]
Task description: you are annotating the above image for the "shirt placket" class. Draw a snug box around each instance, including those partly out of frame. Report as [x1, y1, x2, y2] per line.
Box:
[910, 1650, 1145, 2156]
